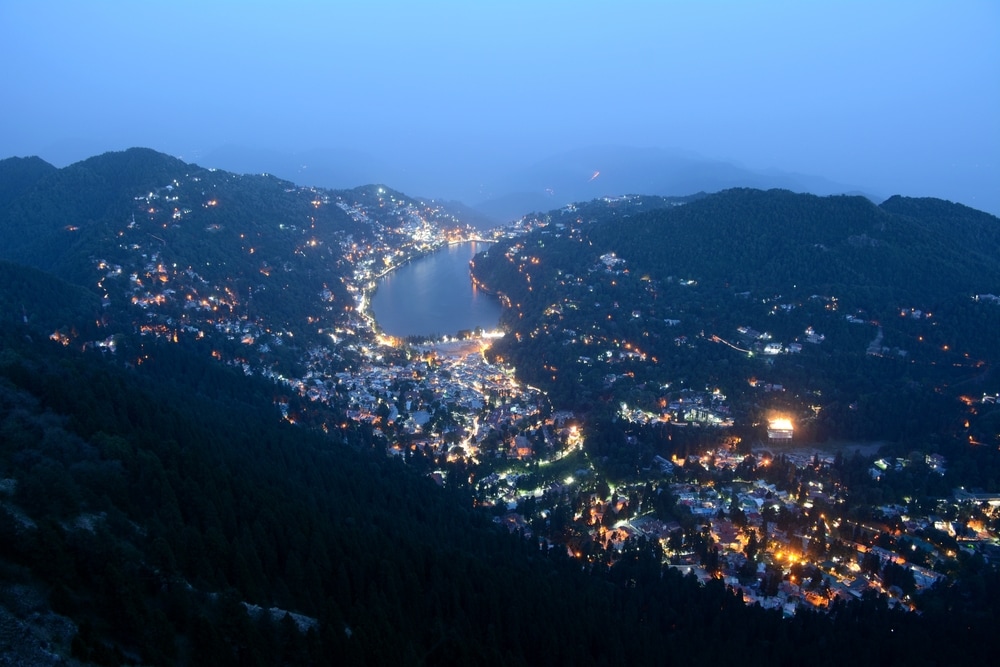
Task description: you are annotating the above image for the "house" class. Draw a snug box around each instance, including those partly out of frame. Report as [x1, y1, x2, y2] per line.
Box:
[653, 455, 675, 474]
[767, 418, 793, 441]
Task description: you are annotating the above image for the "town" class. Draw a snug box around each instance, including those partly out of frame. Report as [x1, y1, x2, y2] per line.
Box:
[55, 174, 1000, 620]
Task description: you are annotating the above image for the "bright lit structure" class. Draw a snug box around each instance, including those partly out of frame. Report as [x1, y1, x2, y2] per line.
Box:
[767, 417, 794, 441]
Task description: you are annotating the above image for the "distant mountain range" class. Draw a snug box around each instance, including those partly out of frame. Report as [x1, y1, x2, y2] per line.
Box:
[194, 144, 876, 226]
[468, 146, 876, 222]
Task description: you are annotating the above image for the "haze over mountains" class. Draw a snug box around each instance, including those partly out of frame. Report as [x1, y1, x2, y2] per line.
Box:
[176, 144, 873, 225]
[22, 142, 885, 229]
[27, 132, 1000, 226]
[5, 2, 996, 226]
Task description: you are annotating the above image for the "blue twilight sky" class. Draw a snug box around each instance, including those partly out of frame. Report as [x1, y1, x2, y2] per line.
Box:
[1, 1, 998, 214]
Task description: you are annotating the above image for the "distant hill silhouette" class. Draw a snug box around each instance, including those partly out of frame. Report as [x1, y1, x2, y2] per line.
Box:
[471, 146, 875, 222]
[0, 155, 58, 210]
[199, 144, 391, 191]
[190, 144, 877, 225]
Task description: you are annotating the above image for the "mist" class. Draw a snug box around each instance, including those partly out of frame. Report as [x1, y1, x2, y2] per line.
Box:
[2, 1, 997, 216]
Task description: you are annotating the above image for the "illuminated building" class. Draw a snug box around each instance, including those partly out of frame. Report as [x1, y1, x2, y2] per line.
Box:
[767, 418, 794, 441]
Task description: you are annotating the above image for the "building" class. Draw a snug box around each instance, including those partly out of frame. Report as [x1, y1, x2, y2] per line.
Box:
[768, 418, 793, 441]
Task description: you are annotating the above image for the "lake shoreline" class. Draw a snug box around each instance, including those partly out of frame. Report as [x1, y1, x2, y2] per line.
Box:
[370, 241, 503, 339]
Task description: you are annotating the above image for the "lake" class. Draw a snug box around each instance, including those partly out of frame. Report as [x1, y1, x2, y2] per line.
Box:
[371, 241, 502, 338]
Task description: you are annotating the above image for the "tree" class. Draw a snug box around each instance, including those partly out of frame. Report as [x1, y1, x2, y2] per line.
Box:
[729, 495, 747, 527]
[809, 516, 828, 558]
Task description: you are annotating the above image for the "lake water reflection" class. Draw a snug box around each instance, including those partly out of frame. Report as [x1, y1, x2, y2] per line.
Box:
[371, 242, 502, 338]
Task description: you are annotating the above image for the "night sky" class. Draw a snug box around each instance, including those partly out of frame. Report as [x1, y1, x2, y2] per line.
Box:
[2, 1, 997, 214]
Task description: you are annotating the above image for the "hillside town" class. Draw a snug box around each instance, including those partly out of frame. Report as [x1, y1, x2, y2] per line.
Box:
[48, 176, 1000, 620]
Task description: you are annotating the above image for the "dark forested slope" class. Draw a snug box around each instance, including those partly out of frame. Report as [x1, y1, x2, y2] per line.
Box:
[584, 188, 1000, 302]
[0, 149, 191, 278]
[0, 155, 58, 210]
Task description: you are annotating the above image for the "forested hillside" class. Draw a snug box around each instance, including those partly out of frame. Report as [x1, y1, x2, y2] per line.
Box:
[0, 155, 57, 211]
[472, 188, 1000, 449]
[0, 148, 479, 386]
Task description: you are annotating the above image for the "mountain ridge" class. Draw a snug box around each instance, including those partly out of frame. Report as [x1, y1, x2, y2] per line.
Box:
[165, 144, 883, 224]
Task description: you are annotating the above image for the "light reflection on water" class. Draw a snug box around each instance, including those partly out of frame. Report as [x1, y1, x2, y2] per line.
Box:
[371, 242, 501, 338]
